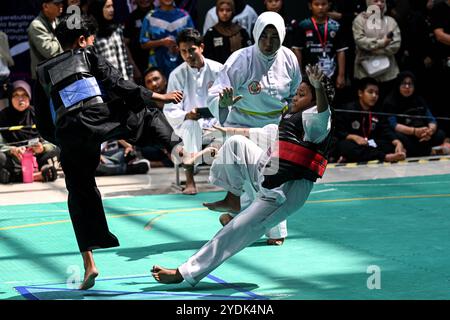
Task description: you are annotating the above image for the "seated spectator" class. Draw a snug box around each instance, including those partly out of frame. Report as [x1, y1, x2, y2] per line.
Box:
[143, 66, 168, 110]
[202, 0, 258, 36]
[0, 80, 60, 183]
[203, 0, 252, 64]
[164, 28, 223, 195]
[96, 140, 150, 176]
[139, 0, 195, 78]
[88, 0, 136, 80]
[383, 71, 446, 157]
[137, 66, 174, 168]
[335, 77, 406, 163]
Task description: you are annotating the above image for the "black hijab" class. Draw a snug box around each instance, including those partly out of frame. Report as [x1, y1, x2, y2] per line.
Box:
[384, 71, 429, 127]
[0, 104, 38, 143]
[87, 0, 117, 38]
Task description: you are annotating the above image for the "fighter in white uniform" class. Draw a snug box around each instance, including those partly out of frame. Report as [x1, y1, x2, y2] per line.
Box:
[151, 64, 335, 286]
[164, 28, 223, 194]
[206, 11, 301, 243]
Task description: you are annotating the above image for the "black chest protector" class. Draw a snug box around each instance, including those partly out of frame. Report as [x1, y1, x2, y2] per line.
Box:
[36, 48, 103, 124]
[261, 110, 333, 189]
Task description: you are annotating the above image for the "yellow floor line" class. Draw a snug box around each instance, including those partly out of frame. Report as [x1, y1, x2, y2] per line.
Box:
[2, 193, 449, 231]
[0, 207, 208, 231]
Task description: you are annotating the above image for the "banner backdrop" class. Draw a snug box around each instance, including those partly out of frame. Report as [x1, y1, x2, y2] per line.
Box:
[0, 0, 40, 82]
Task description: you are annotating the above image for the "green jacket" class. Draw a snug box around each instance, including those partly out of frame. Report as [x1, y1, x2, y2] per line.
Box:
[27, 12, 63, 79]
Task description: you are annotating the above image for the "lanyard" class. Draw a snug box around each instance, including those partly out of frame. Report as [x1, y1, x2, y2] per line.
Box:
[311, 17, 328, 54]
[362, 112, 372, 139]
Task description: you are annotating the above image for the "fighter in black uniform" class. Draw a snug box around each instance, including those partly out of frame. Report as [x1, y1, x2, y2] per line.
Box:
[34, 15, 183, 290]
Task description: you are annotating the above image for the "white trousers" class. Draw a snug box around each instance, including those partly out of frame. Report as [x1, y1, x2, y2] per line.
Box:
[209, 135, 287, 239]
[178, 136, 313, 286]
[175, 120, 204, 154]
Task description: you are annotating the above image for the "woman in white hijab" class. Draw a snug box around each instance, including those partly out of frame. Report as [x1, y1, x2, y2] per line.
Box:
[207, 11, 301, 129]
[205, 11, 301, 245]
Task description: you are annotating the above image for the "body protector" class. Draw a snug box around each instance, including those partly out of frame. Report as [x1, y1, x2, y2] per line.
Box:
[36, 48, 103, 126]
[262, 110, 333, 189]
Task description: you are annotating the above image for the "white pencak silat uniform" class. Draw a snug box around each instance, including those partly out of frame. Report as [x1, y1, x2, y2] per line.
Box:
[178, 106, 332, 286]
[210, 124, 287, 239]
[207, 11, 301, 129]
[164, 58, 223, 154]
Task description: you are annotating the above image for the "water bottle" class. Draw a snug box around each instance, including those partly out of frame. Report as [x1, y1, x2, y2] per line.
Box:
[21, 150, 34, 183]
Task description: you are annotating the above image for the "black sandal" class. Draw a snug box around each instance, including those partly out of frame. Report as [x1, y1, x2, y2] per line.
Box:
[41, 164, 57, 182]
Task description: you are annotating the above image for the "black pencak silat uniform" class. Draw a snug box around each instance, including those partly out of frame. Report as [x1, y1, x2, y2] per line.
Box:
[262, 109, 334, 190]
[35, 46, 181, 252]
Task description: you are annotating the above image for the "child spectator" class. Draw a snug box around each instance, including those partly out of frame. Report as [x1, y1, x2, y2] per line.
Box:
[293, 0, 347, 91]
[335, 77, 406, 163]
[139, 0, 194, 78]
[202, 0, 258, 37]
[203, 0, 252, 64]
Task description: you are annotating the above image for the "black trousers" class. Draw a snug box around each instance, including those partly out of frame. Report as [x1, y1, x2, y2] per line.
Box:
[57, 102, 179, 252]
[337, 139, 396, 162]
[396, 130, 446, 157]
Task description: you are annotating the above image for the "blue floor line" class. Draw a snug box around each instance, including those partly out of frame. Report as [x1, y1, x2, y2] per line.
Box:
[14, 285, 254, 300]
[14, 273, 267, 300]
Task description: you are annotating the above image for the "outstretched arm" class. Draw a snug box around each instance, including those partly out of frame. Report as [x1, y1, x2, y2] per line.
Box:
[305, 64, 329, 113]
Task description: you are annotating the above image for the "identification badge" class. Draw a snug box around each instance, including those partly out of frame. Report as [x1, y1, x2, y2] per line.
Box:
[213, 37, 224, 47]
[368, 139, 378, 148]
[318, 55, 335, 78]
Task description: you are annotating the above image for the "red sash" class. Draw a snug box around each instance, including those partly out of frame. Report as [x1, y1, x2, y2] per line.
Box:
[272, 140, 328, 177]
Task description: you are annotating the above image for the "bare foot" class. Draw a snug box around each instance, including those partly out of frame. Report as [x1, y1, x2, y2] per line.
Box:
[79, 268, 99, 290]
[219, 213, 233, 226]
[183, 166, 197, 195]
[182, 185, 198, 195]
[203, 191, 240, 213]
[385, 152, 406, 162]
[267, 238, 285, 246]
[151, 265, 183, 284]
